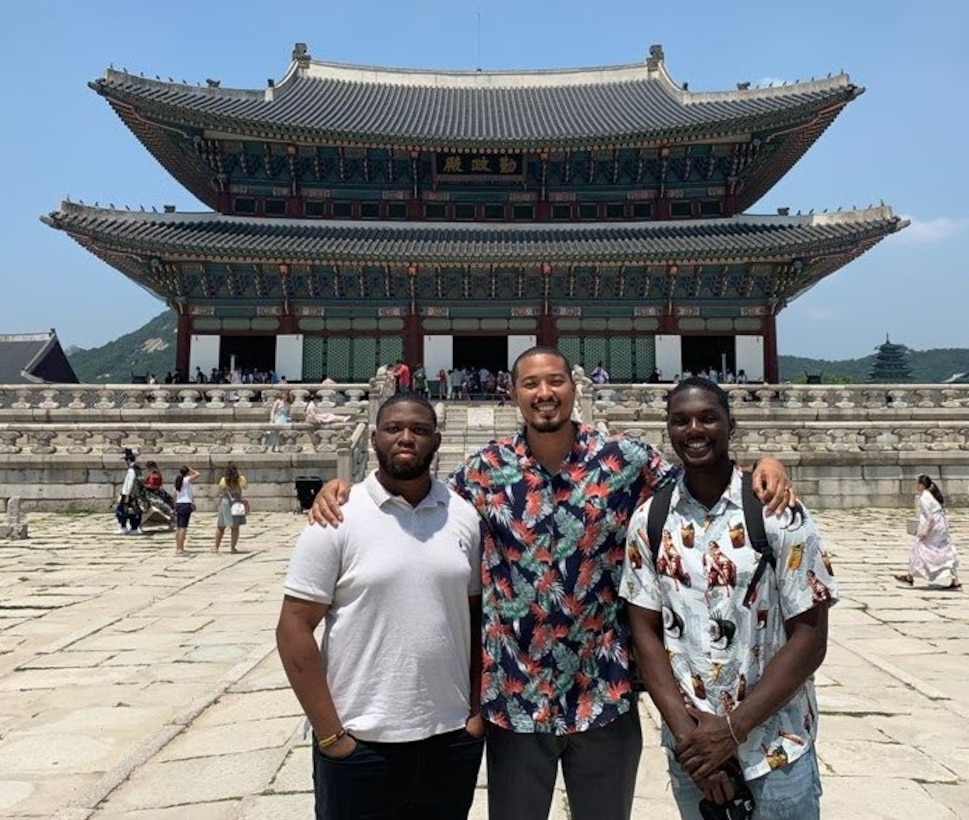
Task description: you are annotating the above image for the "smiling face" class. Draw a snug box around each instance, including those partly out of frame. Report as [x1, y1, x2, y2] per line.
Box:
[667, 385, 735, 470]
[372, 399, 441, 481]
[511, 351, 575, 435]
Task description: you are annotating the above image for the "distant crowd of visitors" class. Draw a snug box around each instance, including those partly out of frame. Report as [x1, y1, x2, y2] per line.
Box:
[143, 366, 288, 386]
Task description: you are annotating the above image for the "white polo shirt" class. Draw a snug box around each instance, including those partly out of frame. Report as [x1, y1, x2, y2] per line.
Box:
[283, 471, 483, 743]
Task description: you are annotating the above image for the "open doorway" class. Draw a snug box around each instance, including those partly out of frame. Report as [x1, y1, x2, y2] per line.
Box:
[220, 335, 277, 376]
[453, 336, 509, 375]
[681, 336, 735, 380]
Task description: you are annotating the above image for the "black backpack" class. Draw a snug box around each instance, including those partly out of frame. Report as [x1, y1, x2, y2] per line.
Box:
[646, 473, 775, 608]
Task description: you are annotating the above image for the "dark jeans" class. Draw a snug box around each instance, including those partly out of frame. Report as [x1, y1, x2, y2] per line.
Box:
[485, 707, 643, 820]
[312, 728, 484, 820]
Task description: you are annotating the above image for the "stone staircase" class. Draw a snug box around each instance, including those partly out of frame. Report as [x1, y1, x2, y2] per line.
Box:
[434, 402, 521, 478]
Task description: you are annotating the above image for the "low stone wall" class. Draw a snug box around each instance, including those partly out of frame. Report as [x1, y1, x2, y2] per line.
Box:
[591, 383, 969, 509]
[2, 380, 967, 511]
[0, 382, 377, 513]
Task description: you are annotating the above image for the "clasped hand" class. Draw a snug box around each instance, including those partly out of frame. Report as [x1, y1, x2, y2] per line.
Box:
[676, 707, 739, 798]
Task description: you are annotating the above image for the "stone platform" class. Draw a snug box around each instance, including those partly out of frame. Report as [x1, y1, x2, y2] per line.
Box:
[0, 510, 966, 818]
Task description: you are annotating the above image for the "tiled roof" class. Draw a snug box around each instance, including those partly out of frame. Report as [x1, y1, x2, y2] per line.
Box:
[42, 203, 905, 265]
[0, 332, 78, 384]
[91, 53, 859, 147]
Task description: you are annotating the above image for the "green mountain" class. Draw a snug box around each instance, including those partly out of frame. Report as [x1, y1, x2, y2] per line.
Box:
[67, 311, 177, 382]
[66, 310, 969, 384]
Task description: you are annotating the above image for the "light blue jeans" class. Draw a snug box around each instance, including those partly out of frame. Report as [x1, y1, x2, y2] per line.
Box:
[666, 745, 822, 820]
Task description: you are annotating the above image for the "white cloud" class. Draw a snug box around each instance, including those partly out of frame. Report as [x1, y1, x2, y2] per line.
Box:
[896, 216, 969, 244]
[802, 307, 838, 321]
[754, 76, 792, 88]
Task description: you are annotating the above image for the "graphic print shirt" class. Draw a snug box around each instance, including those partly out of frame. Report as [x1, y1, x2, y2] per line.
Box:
[621, 467, 838, 780]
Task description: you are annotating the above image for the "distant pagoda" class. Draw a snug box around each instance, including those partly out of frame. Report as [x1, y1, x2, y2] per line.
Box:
[42, 43, 907, 382]
[867, 335, 912, 383]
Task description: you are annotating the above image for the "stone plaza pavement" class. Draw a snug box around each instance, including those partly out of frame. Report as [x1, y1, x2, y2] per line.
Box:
[0, 508, 967, 819]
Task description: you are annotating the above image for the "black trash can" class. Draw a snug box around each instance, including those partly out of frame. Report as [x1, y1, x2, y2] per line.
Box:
[295, 476, 324, 513]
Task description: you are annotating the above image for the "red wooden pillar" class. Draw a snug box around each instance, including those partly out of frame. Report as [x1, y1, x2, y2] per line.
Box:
[763, 314, 779, 384]
[175, 312, 192, 378]
[408, 149, 422, 220]
[537, 314, 556, 348]
[403, 314, 422, 366]
[280, 311, 298, 334]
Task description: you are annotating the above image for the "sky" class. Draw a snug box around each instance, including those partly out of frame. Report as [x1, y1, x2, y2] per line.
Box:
[1, 0, 966, 360]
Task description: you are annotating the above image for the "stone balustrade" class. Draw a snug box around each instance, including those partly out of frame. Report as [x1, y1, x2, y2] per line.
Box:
[589, 383, 969, 508]
[0, 381, 379, 513]
[2, 379, 967, 511]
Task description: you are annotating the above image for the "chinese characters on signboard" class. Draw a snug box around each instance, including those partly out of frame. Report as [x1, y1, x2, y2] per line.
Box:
[435, 153, 524, 178]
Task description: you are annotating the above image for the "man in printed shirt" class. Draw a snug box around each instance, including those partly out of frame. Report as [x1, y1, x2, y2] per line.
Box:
[311, 348, 793, 820]
[621, 377, 836, 819]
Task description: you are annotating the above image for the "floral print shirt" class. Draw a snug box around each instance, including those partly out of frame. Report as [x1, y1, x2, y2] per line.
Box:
[621, 467, 838, 780]
[450, 423, 672, 734]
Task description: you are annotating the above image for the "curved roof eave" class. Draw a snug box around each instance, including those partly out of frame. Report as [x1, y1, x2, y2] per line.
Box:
[41, 202, 907, 267]
[89, 51, 858, 149]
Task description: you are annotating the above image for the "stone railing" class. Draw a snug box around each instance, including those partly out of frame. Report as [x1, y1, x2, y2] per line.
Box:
[0, 381, 381, 512]
[591, 383, 969, 508]
[5, 379, 967, 511]
[0, 382, 371, 415]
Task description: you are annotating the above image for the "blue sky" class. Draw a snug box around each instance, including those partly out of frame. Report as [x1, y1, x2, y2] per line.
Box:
[1, 0, 965, 360]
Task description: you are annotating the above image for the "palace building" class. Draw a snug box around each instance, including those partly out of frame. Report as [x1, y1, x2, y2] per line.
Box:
[43, 44, 905, 382]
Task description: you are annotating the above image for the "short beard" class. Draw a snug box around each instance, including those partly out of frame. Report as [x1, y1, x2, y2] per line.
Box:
[375, 448, 436, 481]
[527, 418, 569, 434]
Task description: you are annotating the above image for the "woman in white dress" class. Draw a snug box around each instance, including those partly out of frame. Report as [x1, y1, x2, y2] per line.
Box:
[896, 474, 961, 590]
[267, 390, 293, 451]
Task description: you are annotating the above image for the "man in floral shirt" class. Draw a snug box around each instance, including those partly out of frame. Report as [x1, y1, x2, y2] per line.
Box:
[621, 377, 836, 819]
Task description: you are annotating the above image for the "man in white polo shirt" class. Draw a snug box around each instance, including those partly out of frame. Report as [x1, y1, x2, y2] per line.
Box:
[276, 393, 485, 820]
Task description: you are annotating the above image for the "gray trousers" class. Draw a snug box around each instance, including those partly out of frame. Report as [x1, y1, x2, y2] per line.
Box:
[485, 707, 642, 820]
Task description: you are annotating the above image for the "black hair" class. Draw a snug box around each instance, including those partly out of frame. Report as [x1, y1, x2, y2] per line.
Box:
[174, 465, 189, 492]
[510, 346, 574, 385]
[917, 473, 945, 505]
[375, 392, 438, 428]
[666, 376, 731, 418]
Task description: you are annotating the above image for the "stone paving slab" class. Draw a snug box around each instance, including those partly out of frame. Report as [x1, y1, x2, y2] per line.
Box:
[0, 509, 964, 818]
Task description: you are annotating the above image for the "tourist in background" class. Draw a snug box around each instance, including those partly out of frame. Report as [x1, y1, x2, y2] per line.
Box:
[143, 460, 174, 508]
[173, 465, 200, 556]
[590, 360, 610, 384]
[115, 448, 144, 535]
[395, 358, 412, 392]
[413, 362, 429, 398]
[268, 390, 293, 452]
[304, 394, 343, 447]
[214, 462, 248, 554]
[437, 367, 449, 400]
[895, 474, 961, 590]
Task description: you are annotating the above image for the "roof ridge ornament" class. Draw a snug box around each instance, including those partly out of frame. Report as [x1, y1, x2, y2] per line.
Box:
[646, 44, 665, 71]
[293, 42, 311, 66]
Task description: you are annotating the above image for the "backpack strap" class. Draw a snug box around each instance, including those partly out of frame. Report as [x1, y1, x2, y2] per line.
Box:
[741, 472, 776, 608]
[646, 481, 676, 564]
